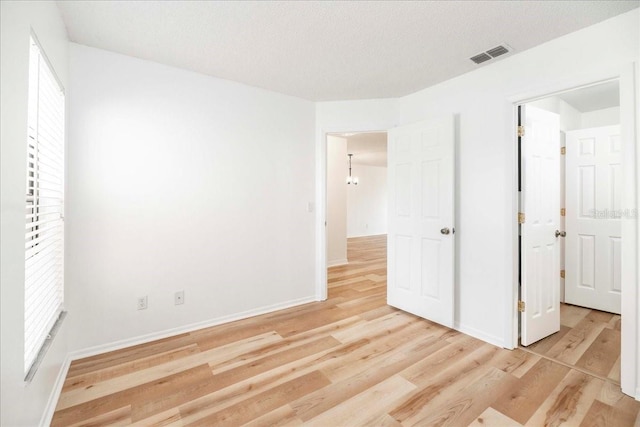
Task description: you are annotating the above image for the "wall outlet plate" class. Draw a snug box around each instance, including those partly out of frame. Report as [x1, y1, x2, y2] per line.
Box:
[175, 291, 184, 305]
[137, 296, 148, 310]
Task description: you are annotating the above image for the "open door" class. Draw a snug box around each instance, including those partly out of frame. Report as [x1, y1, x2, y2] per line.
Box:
[565, 125, 622, 314]
[520, 105, 561, 346]
[387, 116, 455, 328]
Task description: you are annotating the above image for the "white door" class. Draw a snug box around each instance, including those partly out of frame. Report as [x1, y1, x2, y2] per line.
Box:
[520, 105, 561, 346]
[565, 126, 621, 314]
[387, 116, 455, 328]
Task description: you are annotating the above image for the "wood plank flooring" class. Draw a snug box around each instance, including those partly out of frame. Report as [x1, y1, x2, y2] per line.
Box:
[52, 235, 640, 426]
[523, 303, 622, 385]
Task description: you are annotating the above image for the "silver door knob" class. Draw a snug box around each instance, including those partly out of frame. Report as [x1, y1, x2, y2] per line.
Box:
[440, 228, 450, 235]
[555, 230, 566, 238]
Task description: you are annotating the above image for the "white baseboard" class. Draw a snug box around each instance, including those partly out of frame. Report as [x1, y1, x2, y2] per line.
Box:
[454, 322, 505, 348]
[39, 354, 72, 427]
[347, 233, 387, 238]
[327, 258, 348, 267]
[68, 295, 316, 361]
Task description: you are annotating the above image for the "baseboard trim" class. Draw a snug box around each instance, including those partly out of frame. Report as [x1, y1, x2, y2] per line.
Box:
[347, 233, 387, 238]
[39, 354, 72, 427]
[68, 296, 316, 361]
[454, 322, 505, 348]
[327, 258, 348, 267]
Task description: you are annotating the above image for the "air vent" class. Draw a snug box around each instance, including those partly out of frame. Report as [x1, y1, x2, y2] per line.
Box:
[487, 45, 509, 58]
[470, 53, 492, 64]
[470, 44, 512, 64]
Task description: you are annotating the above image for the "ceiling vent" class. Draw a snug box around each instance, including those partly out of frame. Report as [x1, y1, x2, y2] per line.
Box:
[470, 44, 511, 64]
[487, 45, 509, 58]
[470, 53, 492, 64]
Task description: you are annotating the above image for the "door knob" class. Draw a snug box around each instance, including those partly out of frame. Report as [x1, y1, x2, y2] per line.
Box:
[555, 230, 566, 238]
[440, 228, 450, 235]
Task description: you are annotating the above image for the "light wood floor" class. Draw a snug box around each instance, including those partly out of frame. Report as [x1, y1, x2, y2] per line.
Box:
[52, 235, 639, 426]
[523, 303, 622, 385]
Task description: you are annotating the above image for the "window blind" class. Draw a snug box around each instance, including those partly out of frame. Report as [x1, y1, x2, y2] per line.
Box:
[24, 36, 65, 379]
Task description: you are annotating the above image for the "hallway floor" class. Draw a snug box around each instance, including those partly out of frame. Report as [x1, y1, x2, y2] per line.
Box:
[523, 303, 621, 385]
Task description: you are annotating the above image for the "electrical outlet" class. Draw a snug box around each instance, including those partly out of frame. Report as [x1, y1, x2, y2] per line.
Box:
[174, 291, 184, 305]
[137, 296, 148, 310]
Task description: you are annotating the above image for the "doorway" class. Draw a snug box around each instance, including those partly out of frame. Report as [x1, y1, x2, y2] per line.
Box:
[322, 116, 457, 331]
[326, 132, 388, 269]
[517, 80, 625, 386]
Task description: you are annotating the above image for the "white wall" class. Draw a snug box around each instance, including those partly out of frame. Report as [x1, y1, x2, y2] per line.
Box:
[581, 106, 621, 128]
[528, 97, 582, 131]
[1, 2, 70, 426]
[635, 21, 640, 398]
[65, 44, 316, 352]
[316, 99, 399, 134]
[347, 165, 387, 237]
[327, 136, 347, 266]
[530, 98, 621, 130]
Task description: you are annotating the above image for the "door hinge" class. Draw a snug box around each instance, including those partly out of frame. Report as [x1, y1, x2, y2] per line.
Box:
[517, 126, 525, 138]
[560, 270, 565, 278]
[561, 208, 566, 217]
[561, 147, 566, 155]
[518, 300, 525, 312]
[518, 212, 525, 224]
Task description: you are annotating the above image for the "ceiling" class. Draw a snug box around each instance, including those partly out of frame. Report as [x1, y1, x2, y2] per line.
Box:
[345, 133, 387, 167]
[56, 1, 639, 102]
[556, 81, 620, 112]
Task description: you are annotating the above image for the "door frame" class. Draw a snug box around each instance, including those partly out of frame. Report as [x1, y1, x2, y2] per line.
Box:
[315, 126, 388, 302]
[509, 63, 638, 398]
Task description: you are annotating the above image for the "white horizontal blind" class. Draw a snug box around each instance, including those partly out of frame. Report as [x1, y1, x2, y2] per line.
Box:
[24, 36, 65, 377]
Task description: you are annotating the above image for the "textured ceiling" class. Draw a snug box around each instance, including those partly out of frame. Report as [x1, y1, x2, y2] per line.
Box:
[56, 1, 639, 101]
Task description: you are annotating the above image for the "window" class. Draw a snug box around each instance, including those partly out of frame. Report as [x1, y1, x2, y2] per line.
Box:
[24, 35, 66, 380]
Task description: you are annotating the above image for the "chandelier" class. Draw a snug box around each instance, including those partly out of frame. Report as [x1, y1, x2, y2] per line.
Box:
[346, 153, 359, 185]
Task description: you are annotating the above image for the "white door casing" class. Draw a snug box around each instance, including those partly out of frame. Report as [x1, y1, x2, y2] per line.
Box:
[565, 125, 622, 314]
[520, 105, 561, 346]
[387, 116, 455, 328]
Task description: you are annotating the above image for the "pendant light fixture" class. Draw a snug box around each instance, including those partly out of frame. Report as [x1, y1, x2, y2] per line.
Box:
[346, 153, 358, 185]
